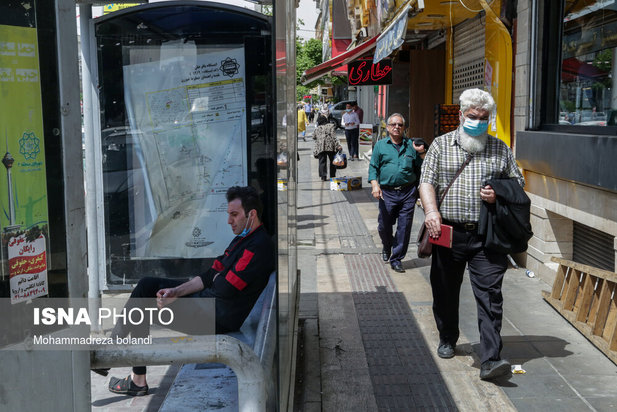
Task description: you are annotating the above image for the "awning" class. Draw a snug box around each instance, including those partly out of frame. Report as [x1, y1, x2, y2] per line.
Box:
[561, 57, 608, 82]
[301, 35, 379, 85]
[373, 2, 412, 64]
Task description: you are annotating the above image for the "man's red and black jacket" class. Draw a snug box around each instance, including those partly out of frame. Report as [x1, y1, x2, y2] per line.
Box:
[198, 225, 274, 332]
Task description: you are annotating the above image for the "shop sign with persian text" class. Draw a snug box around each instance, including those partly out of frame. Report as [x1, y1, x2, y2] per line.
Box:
[348, 59, 392, 86]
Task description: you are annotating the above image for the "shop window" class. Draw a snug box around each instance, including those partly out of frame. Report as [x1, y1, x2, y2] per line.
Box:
[546, 0, 617, 132]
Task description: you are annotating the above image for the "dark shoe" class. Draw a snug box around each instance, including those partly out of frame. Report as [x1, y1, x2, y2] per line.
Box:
[92, 368, 110, 377]
[108, 375, 148, 396]
[321, 176, 327, 181]
[390, 262, 404, 272]
[381, 248, 391, 262]
[480, 359, 511, 380]
[437, 341, 455, 359]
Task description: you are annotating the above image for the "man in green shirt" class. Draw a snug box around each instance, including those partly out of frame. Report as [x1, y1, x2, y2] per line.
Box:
[368, 113, 426, 272]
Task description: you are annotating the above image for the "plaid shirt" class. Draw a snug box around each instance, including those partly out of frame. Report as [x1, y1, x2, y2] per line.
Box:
[420, 128, 524, 223]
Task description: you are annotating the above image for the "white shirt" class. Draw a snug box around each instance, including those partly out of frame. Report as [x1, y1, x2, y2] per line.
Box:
[342, 111, 360, 130]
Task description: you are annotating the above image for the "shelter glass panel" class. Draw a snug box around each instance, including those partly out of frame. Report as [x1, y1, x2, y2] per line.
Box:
[95, 5, 275, 286]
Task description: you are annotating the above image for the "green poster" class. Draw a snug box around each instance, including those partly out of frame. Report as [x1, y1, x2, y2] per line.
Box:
[0, 24, 49, 278]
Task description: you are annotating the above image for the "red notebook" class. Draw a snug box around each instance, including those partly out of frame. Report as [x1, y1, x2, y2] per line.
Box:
[428, 224, 453, 248]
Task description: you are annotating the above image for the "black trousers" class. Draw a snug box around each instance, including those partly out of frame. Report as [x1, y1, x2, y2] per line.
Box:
[345, 128, 359, 158]
[123, 277, 216, 375]
[317, 151, 336, 179]
[377, 185, 417, 264]
[430, 229, 508, 363]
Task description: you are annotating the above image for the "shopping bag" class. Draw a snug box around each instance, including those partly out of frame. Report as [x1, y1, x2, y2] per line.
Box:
[332, 152, 347, 169]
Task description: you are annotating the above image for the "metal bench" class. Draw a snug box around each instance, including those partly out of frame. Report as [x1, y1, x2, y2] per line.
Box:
[159, 271, 277, 411]
[91, 271, 277, 412]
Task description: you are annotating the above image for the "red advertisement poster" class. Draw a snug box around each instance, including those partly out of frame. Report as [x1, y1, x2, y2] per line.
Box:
[8, 233, 47, 303]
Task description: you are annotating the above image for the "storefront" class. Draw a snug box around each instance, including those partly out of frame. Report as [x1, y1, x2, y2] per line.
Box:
[514, 0, 617, 278]
[305, 0, 514, 145]
[382, 0, 513, 145]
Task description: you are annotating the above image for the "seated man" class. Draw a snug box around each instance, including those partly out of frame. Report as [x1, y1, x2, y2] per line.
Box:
[95, 186, 275, 396]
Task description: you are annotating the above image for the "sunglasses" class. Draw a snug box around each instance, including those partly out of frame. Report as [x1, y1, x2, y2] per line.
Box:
[388, 123, 404, 127]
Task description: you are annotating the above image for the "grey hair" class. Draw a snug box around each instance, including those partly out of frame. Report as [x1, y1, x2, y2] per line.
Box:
[459, 88, 495, 113]
[387, 113, 406, 125]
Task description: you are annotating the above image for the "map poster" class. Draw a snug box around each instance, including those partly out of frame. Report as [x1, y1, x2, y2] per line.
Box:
[8, 233, 47, 304]
[0, 24, 50, 285]
[123, 47, 247, 258]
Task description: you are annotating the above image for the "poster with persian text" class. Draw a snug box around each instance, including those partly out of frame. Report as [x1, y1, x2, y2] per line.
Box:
[123, 47, 247, 258]
[8, 234, 47, 304]
[0, 24, 50, 297]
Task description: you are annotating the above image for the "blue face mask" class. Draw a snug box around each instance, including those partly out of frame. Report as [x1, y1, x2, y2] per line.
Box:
[345, 109, 352, 112]
[462, 117, 489, 136]
[239, 213, 254, 237]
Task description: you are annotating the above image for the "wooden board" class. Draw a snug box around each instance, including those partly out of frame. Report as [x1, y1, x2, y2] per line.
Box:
[543, 259, 617, 367]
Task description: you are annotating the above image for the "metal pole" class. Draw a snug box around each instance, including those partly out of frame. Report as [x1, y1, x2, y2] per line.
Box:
[91, 335, 267, 411]
[79, 3, 102, 332]
[611, 48, 617, 109]
[1, 151, 16, 226]
[528, 0, 538, 129]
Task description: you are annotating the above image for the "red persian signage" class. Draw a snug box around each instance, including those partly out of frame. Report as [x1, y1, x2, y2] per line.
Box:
[347, 59, 393, 86]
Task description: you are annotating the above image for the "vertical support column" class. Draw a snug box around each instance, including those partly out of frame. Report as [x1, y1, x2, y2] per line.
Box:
[79, 3, 103, 333]
[515, 0, 532, 137]
[482, 0, 512, 147]
[57, 0, 91, 409]
[444, 27, 453, 105]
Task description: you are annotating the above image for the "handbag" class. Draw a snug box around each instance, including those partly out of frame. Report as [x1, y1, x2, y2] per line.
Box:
[417, 154, 473, 258]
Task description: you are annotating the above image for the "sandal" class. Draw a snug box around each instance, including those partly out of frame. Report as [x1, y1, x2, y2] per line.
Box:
[108, 375, 148, 396]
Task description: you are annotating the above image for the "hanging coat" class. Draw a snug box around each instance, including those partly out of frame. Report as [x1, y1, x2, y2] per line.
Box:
[478, 177, 533, 254]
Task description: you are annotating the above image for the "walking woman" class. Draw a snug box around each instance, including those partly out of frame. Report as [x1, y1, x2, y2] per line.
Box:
[297, 104, 309, 140]
[313, 109, 342, 181]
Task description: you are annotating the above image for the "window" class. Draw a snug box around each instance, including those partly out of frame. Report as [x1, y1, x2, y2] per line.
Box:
[556, 1, 617, 128]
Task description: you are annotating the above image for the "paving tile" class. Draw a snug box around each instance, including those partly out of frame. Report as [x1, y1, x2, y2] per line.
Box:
[321, 368, 378, 412]
[505, 397, 592, 411]
[296, 135, 617, 412]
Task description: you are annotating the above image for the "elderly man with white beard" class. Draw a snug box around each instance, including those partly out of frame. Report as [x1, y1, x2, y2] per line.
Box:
[419, 88, 524, 381]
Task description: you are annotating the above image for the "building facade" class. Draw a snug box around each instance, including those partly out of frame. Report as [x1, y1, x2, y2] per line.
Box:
[308, 0, 617, 279]
[515, 0, 617, 280]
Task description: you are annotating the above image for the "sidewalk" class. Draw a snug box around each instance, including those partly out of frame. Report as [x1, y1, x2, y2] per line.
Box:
[295, 125, 617, 411]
